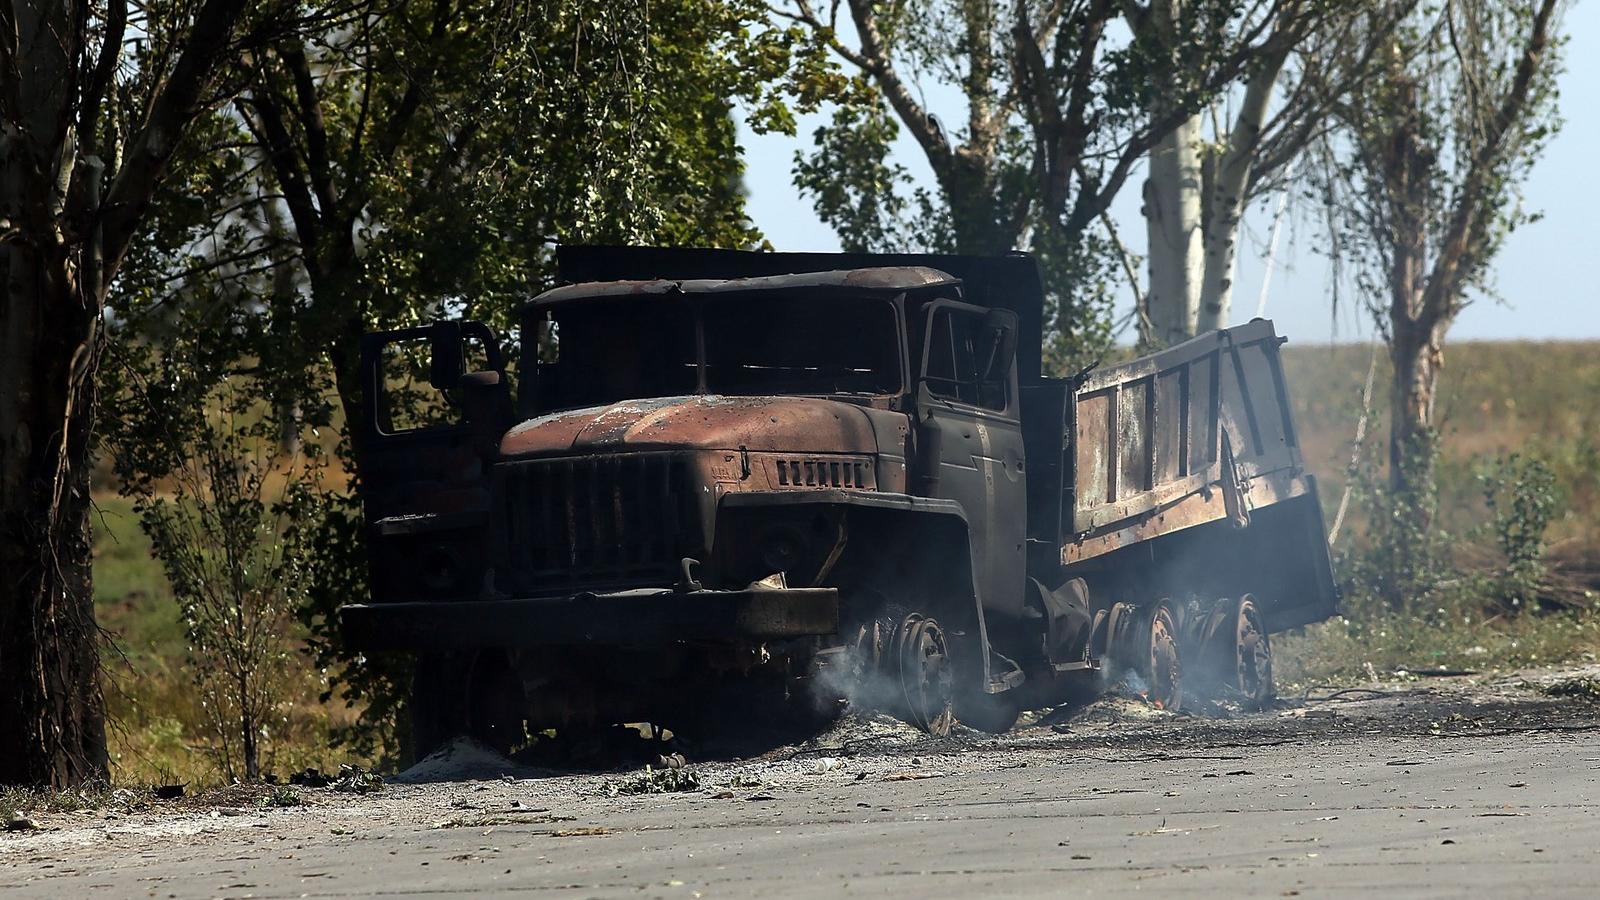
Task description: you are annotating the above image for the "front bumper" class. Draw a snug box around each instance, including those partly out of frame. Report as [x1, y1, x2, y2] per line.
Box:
[339, 586, 839, 651]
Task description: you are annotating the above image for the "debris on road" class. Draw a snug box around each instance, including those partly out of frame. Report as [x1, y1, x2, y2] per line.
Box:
[331, 766, 384, 794]
[809, 757, 842, 774]
[397, 737, 522, 784]
[601, 765, 701, 796]
[5, 813, 40, 832]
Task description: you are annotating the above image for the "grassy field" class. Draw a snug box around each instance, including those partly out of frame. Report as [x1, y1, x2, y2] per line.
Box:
[1282, 340, 1600, 552]
[88, 340, 1600, 784]
[1276, 340, 1600, 686]
[92, 494, 369, 786]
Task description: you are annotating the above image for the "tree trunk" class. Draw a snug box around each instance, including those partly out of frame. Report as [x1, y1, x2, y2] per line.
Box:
[0, 0, 109, 788]
[1140, 0, 1205, 348]
[0, 245, 110, 787]
[1387, 310, 1445, 500]
[1143, 114, 1205, 347]
[1197, 47, 1289, 333]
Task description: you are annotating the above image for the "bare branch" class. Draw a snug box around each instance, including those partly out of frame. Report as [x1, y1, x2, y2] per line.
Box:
[98, 0, 251, 288]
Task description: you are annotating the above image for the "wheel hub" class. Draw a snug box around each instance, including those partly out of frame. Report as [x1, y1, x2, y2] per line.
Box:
[1232, 596, 1274, 708]
[892, 615, 954, 736]
[1110, 603, 1183, 711]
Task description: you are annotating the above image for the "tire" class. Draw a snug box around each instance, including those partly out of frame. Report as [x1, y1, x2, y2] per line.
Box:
[955, 689, 1021, 734]
[1193, 595, 1275, 708]
[1110, 602, 1183, 712]
[407, 654, 470, 764]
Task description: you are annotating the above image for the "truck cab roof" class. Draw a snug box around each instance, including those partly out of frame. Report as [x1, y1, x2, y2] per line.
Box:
[549, 246, 1049, 382]
[527, 266, 962, 309]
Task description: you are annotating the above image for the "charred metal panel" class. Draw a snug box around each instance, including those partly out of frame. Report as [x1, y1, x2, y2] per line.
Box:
[500, 395, 882, 458]
[1075, 388, 1113, 510]
[492, 452, 694, 595]
[1068, 320, 1302, 539]
[342, 587, 840, 650]
[1115, 380, 1151, 501]
[1153, 369, 1184, 485]
[1186, 354, 1216, 475]
[1019, 380, 1071, 544]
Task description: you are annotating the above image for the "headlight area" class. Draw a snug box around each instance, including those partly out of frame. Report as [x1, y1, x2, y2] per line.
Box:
[712, 502, 849, 589]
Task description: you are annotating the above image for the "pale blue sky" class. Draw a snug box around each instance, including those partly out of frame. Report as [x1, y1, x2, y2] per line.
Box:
[737, 4, 1598, 345]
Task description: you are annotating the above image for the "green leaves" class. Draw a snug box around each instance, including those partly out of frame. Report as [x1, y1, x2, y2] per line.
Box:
[107, 0, 848, 761]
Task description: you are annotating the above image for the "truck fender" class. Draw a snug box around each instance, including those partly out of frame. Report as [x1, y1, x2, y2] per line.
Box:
[717, 491, 1022, 694]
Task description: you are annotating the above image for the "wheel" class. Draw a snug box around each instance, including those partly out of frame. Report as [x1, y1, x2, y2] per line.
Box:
[1205, 595, 1275, 708]
[408, 654, 470, 763]
[955, 689, 1021, 734]
[1111, 602, 1183, 711]
[891, 614, 955, 736]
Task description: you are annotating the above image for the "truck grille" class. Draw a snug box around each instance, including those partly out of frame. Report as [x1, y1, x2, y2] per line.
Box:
[494, 453, 692, 593]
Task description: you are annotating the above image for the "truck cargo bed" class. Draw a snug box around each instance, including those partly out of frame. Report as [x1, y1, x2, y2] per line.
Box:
[1022, 320, 1338, 630]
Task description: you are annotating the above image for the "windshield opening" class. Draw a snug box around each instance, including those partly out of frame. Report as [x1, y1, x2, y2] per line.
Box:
[529, 293, 901, 413]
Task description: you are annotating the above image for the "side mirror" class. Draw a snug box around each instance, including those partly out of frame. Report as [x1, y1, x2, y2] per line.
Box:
[428, 321, 463, 390]
[981, 309, 1018, 381]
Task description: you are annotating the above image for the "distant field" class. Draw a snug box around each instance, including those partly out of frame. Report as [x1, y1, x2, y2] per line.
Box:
[1282, 340, 1600, 552]
[88, 340, 1600, 782]
[92, 494, 364, 784]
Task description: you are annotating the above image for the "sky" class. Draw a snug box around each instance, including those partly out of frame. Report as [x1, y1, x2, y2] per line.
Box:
[736, 4, 1600, 346]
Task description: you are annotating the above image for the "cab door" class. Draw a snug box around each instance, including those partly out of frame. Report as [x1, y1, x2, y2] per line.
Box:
[913, 301, 1027, 620]
[356, 321, 506, 603]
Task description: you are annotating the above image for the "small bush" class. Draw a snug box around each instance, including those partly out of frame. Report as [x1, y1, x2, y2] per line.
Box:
[136, 392, 306, 782]
[262, 786, 304, 808]
[1476, 453, 1565, 610]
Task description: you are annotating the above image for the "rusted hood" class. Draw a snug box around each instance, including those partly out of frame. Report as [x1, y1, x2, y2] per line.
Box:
[499, 395, 881, 457]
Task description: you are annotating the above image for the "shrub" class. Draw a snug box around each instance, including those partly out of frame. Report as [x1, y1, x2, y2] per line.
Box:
[137, 395, 304, 782]
[1475, 453, 1565, 611]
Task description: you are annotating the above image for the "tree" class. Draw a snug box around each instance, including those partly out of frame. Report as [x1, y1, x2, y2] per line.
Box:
[139, 391, 303, 782]
[104, 0, 841, 758]
[0, 0, 260, 787]
[783, 0, 1320, 366]
[230, 0, 823, 436]
[1147, 1, 1421, 344]
[1316, 0, 1564, 575]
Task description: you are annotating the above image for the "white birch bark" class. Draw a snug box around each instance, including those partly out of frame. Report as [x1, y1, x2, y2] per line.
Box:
[1197, 49, 1289, 333]
[1144, 114, 1204, 346]
[1141, 0, 1204, 347]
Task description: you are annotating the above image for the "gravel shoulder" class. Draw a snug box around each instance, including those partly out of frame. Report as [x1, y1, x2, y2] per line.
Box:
[5, 667, 1600, 898]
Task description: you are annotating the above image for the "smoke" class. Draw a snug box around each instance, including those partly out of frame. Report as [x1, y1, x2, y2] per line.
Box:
[808, 646, 908, 723]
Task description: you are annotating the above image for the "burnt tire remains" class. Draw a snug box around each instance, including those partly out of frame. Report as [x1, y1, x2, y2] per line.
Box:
[1110, 602, 1183, 712]
[893, 615, 954, 736]
[1194, 595, 1275, 709]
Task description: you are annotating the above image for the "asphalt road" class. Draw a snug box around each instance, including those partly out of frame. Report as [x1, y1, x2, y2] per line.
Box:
[5, 670, 1600, 898]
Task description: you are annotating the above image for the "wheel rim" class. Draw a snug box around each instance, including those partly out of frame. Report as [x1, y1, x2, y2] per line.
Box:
[1145, 606, 1182, 711]
[1234, 596, 1274, 707]
[894, 615, 954, 736]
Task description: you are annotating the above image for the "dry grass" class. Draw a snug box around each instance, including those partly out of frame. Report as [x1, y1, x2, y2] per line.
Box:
[92, 494, 372, 787]
[1277, 339, 1600, 684]
[1283, 340, 1600, 551]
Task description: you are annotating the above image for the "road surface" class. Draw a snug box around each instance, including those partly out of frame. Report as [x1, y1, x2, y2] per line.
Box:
[4, 668, 1600, 898]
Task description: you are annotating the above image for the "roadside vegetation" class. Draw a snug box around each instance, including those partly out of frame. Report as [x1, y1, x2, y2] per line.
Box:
[1277, 342, 1600, 687]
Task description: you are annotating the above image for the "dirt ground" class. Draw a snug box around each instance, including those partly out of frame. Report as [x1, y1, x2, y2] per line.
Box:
[5, 666, 1600, 898]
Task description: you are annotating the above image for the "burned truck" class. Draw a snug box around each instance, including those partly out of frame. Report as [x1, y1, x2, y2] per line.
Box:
[341, 247, 1338, 753]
